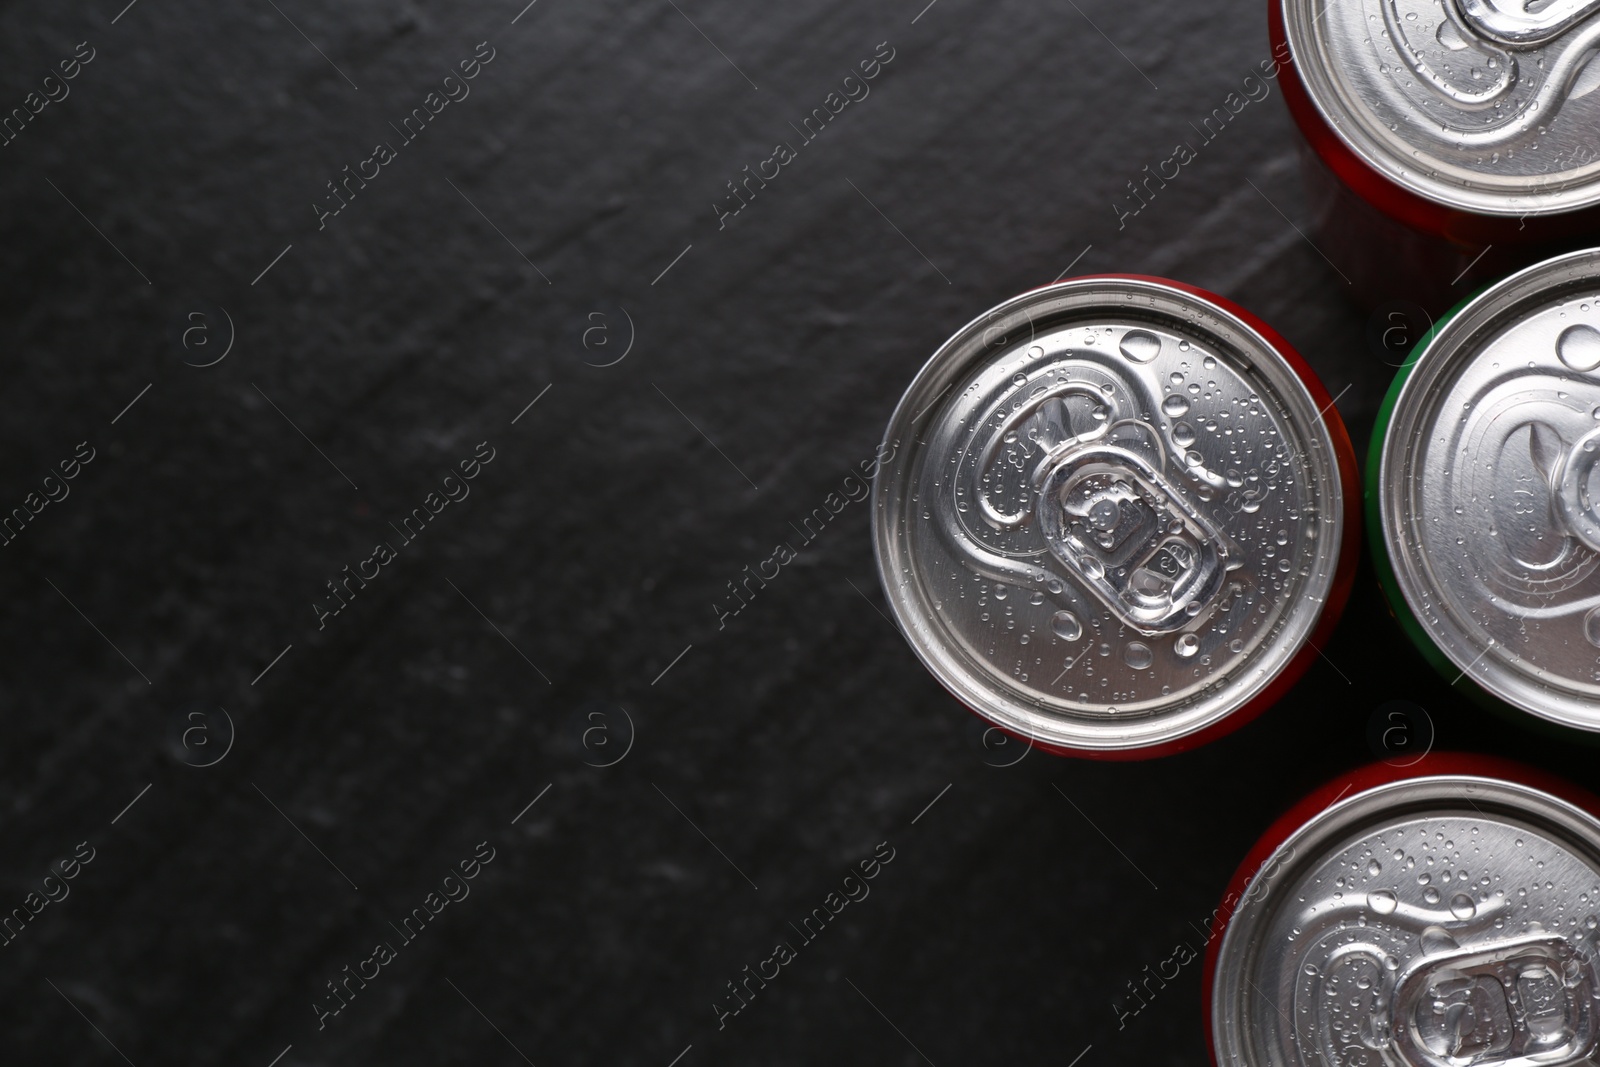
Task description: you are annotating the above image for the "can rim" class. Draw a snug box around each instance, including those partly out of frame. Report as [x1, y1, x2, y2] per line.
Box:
[1279, 0, 1600, 220]
[1364, 291, 1483, 688]
[1377, 247, 1600, 730]
[871, 276, 1352, 756]
[1205, 754, 1600, 1067]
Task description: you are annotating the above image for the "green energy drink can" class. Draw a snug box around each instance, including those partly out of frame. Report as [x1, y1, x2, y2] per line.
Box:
[1371, 247, 1600, 730]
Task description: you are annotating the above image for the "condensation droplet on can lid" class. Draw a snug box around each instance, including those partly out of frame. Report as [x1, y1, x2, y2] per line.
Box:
[1558, 324, 1600, 372]
[1051, 611, 1082, 642]
[1119, 329, 1162, 363]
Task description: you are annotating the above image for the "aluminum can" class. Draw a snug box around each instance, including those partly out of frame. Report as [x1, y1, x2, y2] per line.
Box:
[1207, 754, 1600, 1067]
[870, 276, 1358, 759]
[1372, 248, 1600, 732]
[1274, 0, 1600, 246]
[1298, 139, 1571, 317]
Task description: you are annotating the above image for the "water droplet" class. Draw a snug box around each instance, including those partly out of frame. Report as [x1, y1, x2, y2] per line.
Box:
[1368, 859, 1382, 876]
[1123, 642, 1154, 669]
[1450, 893, 1476, 920]
[1119, 330, 1161, 363]
[1051, 611, 1082, 641]
[1174, 633, 1199, 657]
[1558, 324, 1600, 371]
[1584, 606, 1600, 647]
[1173, 422, 1197, 447]
[1162, 394, 1190, 418]
[1420, 926, 1460, 954]
[993, 584, 1008, 600]
[1423, 887, 1441, 904]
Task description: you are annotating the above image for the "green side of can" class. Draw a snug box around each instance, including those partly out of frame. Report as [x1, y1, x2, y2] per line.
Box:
[1365, 292, 1600, 739]
[1364, 308, 1460, 685]
[1364, 294, 1509, 715]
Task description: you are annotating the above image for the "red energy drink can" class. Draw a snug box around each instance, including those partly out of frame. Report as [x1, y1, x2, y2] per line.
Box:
[870, 276, 1359, 759]
[1206, 754, 1600, 1067]
[1272, 0, 1600, 311]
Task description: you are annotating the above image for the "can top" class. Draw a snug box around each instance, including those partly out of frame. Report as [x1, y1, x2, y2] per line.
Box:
[1283, 0, 1600, 218]
[1212, 772, 1600, 1067]
[871, 277, 1346, 754]
[1378, 248, 1600, 729]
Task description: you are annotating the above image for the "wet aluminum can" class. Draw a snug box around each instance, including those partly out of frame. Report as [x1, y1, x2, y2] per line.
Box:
[870, 276, 1359, 759]
[1207, 754, 1600, 1067]
[1274, 0, 1600, 246]
[1372, 248, 1600, 732]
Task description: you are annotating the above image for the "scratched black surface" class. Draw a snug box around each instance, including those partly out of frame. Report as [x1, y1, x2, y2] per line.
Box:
[0, 1, 1590, 1065]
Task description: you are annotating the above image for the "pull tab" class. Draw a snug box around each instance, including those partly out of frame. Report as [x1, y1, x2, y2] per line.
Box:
[1391, 933, 1596, 1067]
[1455, 0, 1600, 45]
[1551, 425, 1600, 553]
[1034, 421, 1234, 635]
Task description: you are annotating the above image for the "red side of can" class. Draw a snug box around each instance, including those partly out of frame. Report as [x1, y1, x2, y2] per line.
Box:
[1269, 0, 1600, 247]
[1201, 753, 1600, 1065]
[982, 275, 1360, 761]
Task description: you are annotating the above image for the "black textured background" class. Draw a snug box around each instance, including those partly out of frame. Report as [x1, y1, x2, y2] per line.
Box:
[2, 1, 1590, 1065]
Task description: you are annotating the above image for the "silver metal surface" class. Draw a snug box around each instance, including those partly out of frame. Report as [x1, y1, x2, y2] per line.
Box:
[871, 279, 1346, 753]
[1213, 774, 1600, 1067]
[1379, 248, 1600, 730]
[1284, 0, 1600, 217]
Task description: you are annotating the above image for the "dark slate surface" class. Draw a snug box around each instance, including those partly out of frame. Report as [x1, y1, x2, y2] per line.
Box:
[1, 1, 1588, 1065]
